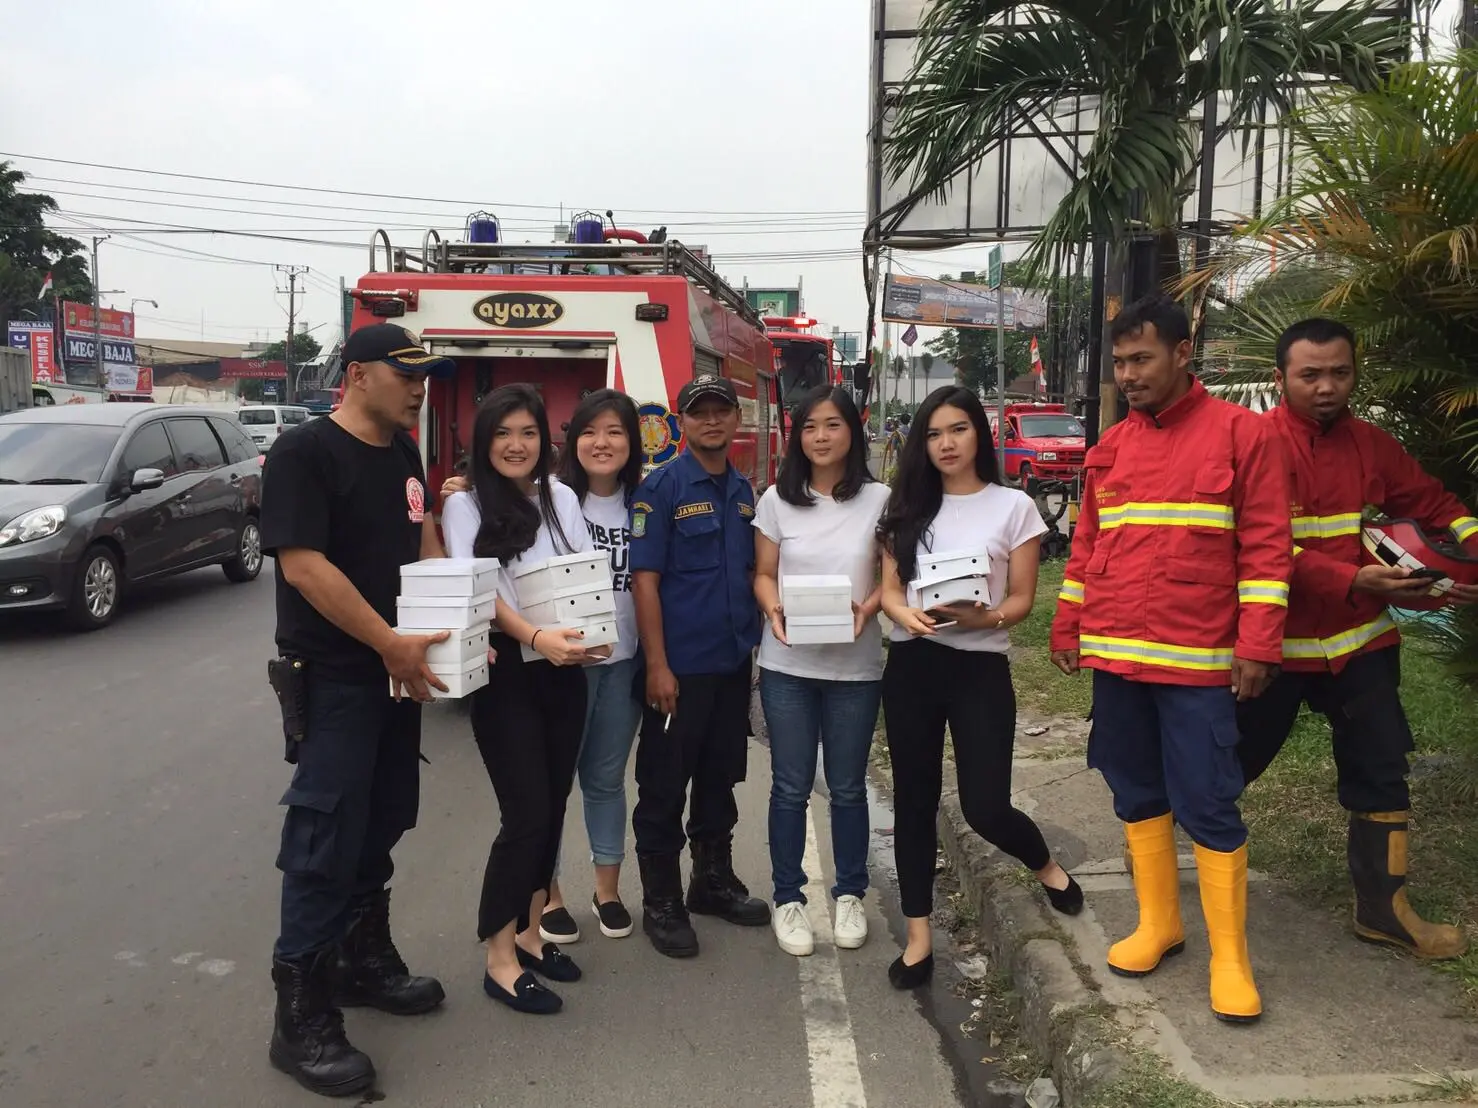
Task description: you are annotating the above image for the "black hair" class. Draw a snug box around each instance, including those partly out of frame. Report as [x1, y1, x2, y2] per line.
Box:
[876, 385, 1000, 584]
[468, 383, 573, 562]
[556, 388, 643, 504]
[1275, 318, 1357, 371]
[1109, 293, 1191, 347]
[777, 385, 876, 507]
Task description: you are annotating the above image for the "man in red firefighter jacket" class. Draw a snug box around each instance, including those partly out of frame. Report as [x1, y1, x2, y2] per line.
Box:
[1050, 294, 1292, 1024]
[1235, 317, 1476, 961]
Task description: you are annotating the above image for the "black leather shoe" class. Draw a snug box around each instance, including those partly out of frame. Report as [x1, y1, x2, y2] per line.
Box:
[269, 948, 377, 1098]
[1043, 873, 1085, 916]
[887, 952, 935, 990]
[483, 971, 562, 1015]
[335, 888, 445, 1016]
[517, 942, 582, 982]
[686, 839, 771, 926]
[638, 852, 700, 958]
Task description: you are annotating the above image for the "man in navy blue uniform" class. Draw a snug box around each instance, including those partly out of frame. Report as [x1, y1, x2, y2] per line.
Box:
[630, 374, 769, 957]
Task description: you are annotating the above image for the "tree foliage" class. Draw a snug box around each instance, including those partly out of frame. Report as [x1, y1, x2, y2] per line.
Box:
[258, 331, 323, 367]
[0, 161, 93, 326]
[885, 0, 1406, 276]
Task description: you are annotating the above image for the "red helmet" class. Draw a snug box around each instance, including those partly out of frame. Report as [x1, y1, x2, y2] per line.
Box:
[1360, 516, 1478, 611]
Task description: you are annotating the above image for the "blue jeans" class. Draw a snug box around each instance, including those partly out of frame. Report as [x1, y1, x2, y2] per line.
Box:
[759, 668, 881, 906]
[571, 657, 643, 868]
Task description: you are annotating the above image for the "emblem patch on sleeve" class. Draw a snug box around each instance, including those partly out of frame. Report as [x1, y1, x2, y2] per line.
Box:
[633, 513, 647, 537]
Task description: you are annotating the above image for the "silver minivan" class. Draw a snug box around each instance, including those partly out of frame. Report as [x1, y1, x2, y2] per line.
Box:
[237, 405, 312, 449]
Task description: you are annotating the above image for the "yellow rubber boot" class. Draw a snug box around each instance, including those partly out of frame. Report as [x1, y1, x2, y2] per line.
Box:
[1349, 812, 1468, 960]
[1107, 815, 1185, 977]
[1193, 843, 1261, 1023]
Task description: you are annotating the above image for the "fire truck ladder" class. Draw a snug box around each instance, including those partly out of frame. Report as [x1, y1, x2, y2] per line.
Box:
[366, 229, 764, 330]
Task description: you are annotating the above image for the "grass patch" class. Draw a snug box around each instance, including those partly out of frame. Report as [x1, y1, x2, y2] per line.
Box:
[1013, 558, 1093, 720]
[1241, 640, 1478, 1011]
[1080, 1050, 1233, 1108]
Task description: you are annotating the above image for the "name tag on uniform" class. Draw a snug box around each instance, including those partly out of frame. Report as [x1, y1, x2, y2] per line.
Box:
[738, 503, 755, 519]
[674, 501, 715, 520]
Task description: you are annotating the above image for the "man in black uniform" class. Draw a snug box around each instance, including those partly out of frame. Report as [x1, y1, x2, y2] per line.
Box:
[261, 323, 457, 1097]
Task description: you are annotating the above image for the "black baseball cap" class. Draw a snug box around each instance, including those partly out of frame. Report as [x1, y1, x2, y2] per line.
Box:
[677, 374, 739, 412]
[341, 323, 456, 377]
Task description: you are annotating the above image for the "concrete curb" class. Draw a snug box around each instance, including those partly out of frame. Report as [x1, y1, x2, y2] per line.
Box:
[937, 789, 1131, 1107]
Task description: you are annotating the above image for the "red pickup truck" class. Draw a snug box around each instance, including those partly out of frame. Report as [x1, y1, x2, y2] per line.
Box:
[987, 403, 1086, 489]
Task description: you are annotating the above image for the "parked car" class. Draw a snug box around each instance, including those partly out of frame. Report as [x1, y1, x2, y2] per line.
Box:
[0, 404, 265, 630]
[236, 404, 312, 450]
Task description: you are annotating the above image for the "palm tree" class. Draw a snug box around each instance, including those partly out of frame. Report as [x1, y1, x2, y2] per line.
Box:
[885, 0, 1408, 279]
[1189, 51, 1478, 679]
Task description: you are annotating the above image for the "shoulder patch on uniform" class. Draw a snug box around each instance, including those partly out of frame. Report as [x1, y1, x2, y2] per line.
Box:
[737, 503, 755, 518]
[632, 512, 647, 537]
[632, 500, 654, 514]
[674, 501, 715, 520]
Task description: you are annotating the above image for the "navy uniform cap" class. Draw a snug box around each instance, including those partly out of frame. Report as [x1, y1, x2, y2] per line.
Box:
[342, 323, 456, 377]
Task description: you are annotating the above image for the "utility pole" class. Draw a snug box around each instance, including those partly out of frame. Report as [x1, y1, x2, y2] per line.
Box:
[91, 236, 109, 388]
[275, 265, 309, 404]
[988, 245, 1007, 477]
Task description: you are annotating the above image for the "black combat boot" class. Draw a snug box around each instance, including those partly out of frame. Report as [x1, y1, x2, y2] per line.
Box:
[269, 947, 376, 1098]
[335, 887, 446, 1015]
[638, 852, 700, 958]
[686, 839, 771, 926]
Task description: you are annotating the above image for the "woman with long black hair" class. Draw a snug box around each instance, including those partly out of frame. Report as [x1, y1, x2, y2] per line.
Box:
[876, 385, 1082, 989]
[753, 386, 889, 957]
[442, 383, 593, 1015]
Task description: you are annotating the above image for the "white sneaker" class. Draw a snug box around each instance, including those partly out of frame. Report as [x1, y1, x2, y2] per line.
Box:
[833, 895, 868, 950]
[773, 901, 814, 957]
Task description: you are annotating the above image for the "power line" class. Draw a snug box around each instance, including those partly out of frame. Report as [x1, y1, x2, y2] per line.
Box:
[1, 151, 866, 217]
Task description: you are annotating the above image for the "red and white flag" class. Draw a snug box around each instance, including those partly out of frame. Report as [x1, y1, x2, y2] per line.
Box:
[37, 272, 53, 299]
[1029, 335, 1045, 394]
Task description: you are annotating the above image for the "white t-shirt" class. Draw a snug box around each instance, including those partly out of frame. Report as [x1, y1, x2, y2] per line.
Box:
[888, 483, 1047, 654]
[441, 479, 593, 619]
[752, 481, 891, 682]
[578, 488, 638, 665]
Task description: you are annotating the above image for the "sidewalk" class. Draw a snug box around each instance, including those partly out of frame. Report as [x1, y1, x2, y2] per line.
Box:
[936, 718, 1478, 1107]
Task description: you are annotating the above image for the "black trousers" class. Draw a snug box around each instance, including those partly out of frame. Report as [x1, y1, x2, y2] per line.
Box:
[473, 633, 588, 940]
[631, 658, 753, 857]
[1236, 646, 1414, 813]
[882, 640, 1051, 919]
[275, 676, 422, 960]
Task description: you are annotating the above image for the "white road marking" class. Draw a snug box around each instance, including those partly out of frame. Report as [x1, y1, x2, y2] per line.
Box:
[195, 958, 236, 977]
[799, 807, 868, 1108]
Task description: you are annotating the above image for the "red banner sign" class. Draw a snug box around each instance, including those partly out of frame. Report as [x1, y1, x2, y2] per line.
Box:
[219, 358, 287, 380]
[60, 301, 136, 339]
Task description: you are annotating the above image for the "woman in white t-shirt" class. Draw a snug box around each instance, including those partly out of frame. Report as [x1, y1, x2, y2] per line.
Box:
[754, 386, 891, 958]
[441, 384, 593, 1017]
[876, 385, 1083, 991]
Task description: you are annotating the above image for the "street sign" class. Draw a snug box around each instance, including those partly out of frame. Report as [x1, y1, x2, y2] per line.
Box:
[987, 245, 1002, 291]
[900, 323, 918, 347]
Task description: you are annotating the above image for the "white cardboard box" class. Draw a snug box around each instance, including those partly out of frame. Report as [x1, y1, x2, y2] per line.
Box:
[914, 576, 989, 610]
[388, 655, 488, 699]
[520, 587, 617, 627]
[395, 621, 490, 667]
[399, 556, 501, 598]
[784, 614, 855, 646]
[781, 574, 853, 617]
[913, 550, 989, 589]
[520, 615, 621, 662]
[513, 553, 611, 605]
[396, 590, 497, 630]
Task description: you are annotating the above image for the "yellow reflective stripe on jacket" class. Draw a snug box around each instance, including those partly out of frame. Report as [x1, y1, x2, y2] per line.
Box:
[1237, 579, 1289, 607]
[1080, 635, 1234, 671]
[1058, 578, 1085, 605]
[1097, 502, 1235, 531]
[1450, 516, 1478, 543]
[1283, 613, 1398, 661]
[1290, 513, 1362, 540]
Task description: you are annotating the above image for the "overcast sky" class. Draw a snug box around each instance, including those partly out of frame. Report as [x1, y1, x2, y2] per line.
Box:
[1, 0, 1463, 358]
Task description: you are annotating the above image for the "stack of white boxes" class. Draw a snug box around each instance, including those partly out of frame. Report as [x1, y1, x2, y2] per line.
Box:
[910, 549, 990, 618]
[514, 552, 620, 663]
[780, 574, 855, 644]
[394, 557, 500, 697]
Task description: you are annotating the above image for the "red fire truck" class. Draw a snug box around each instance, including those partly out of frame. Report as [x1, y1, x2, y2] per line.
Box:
[987, 402, 1087, 488]
[341, 219, 779, 499]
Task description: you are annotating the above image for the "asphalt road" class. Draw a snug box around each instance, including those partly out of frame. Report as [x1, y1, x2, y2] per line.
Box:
[0, 568, 997, 1108]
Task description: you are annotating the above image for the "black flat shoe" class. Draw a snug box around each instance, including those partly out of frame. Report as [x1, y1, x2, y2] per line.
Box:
[539, 907, 580, 944]
[1043, 873, 1084, 916]
[483, 971, 562, 1014]
[888, 952, 934, 990]
[517, 942, 582, 983]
